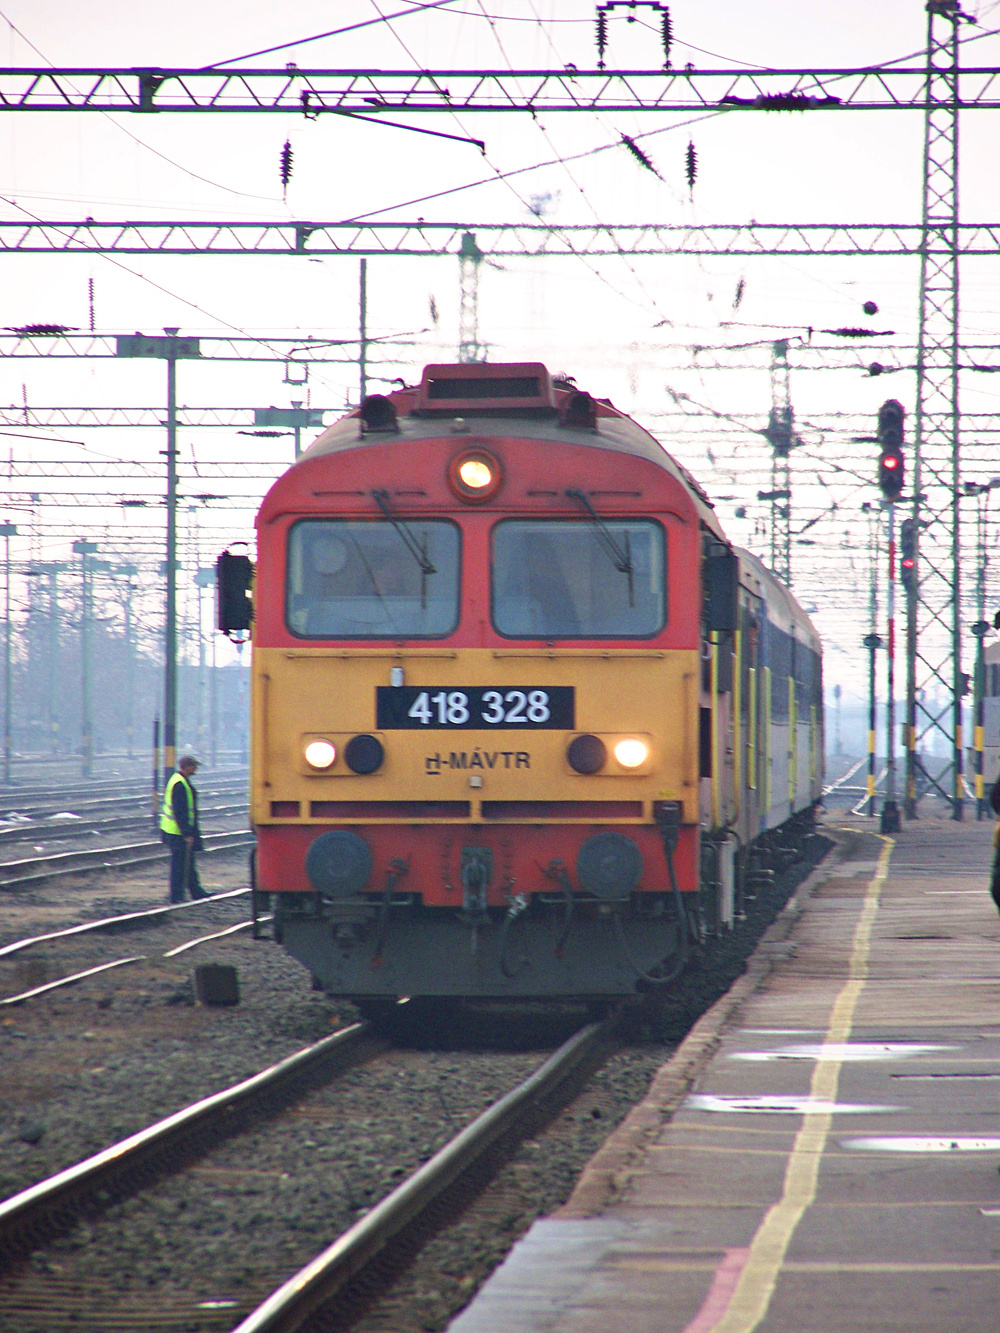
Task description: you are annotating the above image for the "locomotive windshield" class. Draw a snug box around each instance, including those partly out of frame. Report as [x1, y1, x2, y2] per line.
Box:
[286, 519, 460, 638]
[491, 519, 666, 638]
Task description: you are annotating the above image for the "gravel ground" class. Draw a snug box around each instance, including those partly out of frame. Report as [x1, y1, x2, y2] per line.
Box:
[346, 830, 836, 1333]
[0, 851, 341, 1201]
[0, 1045, 548, 1332]
[0, 831, 832, 1333]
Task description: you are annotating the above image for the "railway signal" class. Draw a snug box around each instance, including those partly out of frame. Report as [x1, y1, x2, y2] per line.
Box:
[899, 517, 917, 591]
[877, 399, 905, 500]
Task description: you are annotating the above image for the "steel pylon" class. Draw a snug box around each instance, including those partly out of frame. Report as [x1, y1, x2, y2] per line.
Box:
[906, 0, 968, 819]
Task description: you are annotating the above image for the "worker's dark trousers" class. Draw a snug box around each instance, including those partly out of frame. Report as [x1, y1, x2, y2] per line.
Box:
[163, 832, 206, 903]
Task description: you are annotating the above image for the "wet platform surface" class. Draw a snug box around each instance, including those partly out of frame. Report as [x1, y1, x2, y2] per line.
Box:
[449, 816, 1000, 1333]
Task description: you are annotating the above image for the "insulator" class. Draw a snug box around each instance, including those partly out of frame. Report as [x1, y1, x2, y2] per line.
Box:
[863, 300, 879, 315]
[279, 139, 294, 190]
[596, 9, 608, 69]
[662, 7, 672, 67]
[620, 134, 660, 179]
[733, 277, 745, 311]
[685, 140, 697, 192]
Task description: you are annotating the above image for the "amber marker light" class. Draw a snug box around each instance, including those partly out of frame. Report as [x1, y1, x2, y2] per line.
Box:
[614, 738, 649, 768]
[304, 739, 337, 769]
[448, 447, 503, 502]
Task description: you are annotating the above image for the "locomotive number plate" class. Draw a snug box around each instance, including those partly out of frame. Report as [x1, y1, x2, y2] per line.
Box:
[376, 686, 574, 730]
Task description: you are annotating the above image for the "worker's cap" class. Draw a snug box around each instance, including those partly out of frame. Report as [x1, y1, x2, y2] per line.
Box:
[178, 754, 201, 769]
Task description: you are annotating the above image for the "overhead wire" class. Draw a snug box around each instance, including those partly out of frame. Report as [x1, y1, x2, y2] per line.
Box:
[470, 0, 675, 320]
[203, 0, 464, 69]
[0, 194, 380, 405]
[0, 5, 281, 203]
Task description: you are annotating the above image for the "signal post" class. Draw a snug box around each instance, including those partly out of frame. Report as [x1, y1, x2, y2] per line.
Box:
[877, 400, 905, 833]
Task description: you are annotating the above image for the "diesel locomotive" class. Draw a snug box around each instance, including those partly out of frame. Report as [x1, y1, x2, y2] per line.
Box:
[219, 360, 823, 1011]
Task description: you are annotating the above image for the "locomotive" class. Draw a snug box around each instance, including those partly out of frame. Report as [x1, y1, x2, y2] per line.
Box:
[219, 360, 823, 1013]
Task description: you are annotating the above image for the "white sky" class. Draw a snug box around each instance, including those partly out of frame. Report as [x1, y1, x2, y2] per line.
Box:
[1, 0, 1000, 703]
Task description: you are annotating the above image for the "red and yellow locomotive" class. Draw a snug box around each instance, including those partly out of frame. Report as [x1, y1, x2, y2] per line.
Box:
[221, 360, 822, 1009]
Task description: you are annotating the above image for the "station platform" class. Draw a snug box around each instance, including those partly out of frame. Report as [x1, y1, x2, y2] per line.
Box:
[449, 815, 1000, 1333]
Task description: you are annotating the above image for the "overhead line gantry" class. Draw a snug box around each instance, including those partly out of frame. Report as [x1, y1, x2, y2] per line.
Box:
[0, 63, 995, 112]
[0, 12, 987, 816]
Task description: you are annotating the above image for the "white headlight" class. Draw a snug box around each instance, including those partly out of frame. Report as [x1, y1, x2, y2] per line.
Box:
[458, 458, 494, 490]
[304, 739, 337, 769]
[614, 738, 649, 768]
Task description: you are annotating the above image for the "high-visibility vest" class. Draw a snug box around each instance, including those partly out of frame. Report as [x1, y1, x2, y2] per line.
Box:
[160, 772, 194, 836]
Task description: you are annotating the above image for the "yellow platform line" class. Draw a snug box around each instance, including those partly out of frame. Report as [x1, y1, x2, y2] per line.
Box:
[624, 1259, 1000, 1275]
[698, 835, 894, 1333]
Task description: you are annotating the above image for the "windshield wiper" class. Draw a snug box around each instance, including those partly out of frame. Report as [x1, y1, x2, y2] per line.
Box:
[372, 488, 436, 608]
[565, 488, 635, 606]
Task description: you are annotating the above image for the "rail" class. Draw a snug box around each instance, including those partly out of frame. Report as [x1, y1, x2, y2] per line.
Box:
[233, 1013, 619, 1333]
[0, 829, 254, 889]
[0, 886, 251, 958]
[0, 1022, 379, 1263]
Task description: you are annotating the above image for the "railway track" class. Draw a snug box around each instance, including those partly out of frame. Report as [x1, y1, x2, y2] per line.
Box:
[0, 828, 255, 890]
[0, 1014, 618, 1332]
[0, 800, 248, 848]
[0, 887, 261, 1006]
[0, 1023, 383, 1266]
[0, 887, 252, 960]
[0, 778, 247, 821]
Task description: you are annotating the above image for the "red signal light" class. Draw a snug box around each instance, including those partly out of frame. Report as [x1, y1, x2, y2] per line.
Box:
[878, 446, 904, 500]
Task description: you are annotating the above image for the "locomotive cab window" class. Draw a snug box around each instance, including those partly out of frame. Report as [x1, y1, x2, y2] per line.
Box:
[492, 518, 665, 638]
[286, 519, 460, 638]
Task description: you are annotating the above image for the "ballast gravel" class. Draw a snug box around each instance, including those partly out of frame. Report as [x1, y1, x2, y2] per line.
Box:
[0, 834, 831, 1333]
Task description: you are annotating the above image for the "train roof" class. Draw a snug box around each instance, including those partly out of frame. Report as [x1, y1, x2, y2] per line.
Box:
[738, 546, 821, 650]
[290, 361, 726, 539]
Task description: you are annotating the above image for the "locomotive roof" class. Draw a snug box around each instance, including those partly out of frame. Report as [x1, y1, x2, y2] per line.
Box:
[292, 366, 726, 539]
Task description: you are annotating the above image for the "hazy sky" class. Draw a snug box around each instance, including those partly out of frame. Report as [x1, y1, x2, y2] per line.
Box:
[1, 0, 1000, 697]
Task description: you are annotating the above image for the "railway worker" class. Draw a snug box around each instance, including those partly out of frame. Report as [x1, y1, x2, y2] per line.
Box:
[160, 755, 209, 904]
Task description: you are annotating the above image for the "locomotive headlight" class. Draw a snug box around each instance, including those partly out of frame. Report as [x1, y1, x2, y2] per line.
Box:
[448, 447, 503, 502]
[614, 738, 649, 769]
[304, 739, 337, 769]
[459, 458, 493, 490]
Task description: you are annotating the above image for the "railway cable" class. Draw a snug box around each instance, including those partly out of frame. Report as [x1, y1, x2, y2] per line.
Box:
[612, 809, 692, 987]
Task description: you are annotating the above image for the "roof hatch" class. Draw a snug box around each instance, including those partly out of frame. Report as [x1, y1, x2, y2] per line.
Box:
[414, 361, 556, 417]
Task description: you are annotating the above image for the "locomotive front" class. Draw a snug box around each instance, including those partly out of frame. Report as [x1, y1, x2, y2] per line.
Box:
[247, 362, 724, 1004]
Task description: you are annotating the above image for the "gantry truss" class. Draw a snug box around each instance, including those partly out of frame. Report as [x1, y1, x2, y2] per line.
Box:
[0, 64, 999, 112]
[4, 220, 1000, 257]
[0, 35, 990, 816]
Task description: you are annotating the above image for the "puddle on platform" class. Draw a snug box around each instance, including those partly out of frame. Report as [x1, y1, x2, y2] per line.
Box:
[729, 1042, 955, 1063]
[842, 1136, 1000, 1152]
[686, 1094, 905, 1115]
